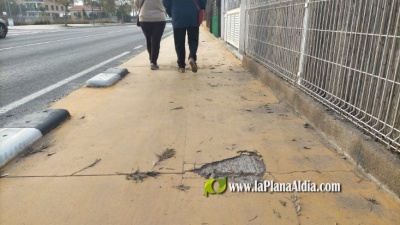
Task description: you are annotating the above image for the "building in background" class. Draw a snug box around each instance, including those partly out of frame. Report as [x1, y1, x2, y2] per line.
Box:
[15, 0, 67, 18]
[69, 5, 101, 20]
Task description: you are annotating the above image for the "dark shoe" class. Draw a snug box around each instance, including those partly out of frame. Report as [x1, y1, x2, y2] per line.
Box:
[178, 67, 185, 73]
[151, 63, 159, 70]
[189, 58, 197, 73]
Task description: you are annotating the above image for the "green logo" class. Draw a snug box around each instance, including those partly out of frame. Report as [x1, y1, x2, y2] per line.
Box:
[204, 177, 227, 197]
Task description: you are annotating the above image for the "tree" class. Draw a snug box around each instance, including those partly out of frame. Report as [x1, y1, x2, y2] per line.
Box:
[96, 0, 108, 24]
[82, 9, 87, 18]
[83, 0, 99, 25]
[130, 0, 138, 17]
[103, 0, 116, 15]
[55, 0, 78, 26]
[115, 0, 131, 23]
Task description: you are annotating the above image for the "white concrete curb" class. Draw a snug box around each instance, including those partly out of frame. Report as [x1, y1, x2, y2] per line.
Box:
[86, 72, 122, 87]
[0, 128, 43, 168]
[86, 68, 129, 87]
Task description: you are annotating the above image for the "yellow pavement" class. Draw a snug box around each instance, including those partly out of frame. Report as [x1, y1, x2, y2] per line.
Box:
[1, 27, 399, 225]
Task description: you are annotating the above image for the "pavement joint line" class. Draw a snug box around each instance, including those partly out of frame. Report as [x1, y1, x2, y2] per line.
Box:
[1, 172, 186, 178]
[0, 52, 130, 115]
[265, 170, 353, 174]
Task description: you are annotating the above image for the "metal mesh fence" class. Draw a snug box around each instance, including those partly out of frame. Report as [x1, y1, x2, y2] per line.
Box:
[226, 0, 242, 11]
[246, 0, 400, 151]
[247, 0, 305, 82]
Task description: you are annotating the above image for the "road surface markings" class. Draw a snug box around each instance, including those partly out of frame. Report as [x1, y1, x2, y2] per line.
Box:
[0, 52, 130, 115]
[134, 45, 143, 49]
[7, 30, 66, 36]
[0, 29, 129, 51]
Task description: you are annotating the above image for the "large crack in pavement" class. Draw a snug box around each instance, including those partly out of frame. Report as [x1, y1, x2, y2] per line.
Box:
[192, 151, 266, 183]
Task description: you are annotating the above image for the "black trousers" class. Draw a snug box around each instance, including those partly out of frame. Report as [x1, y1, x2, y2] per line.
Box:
[173, 27, 199, 68]
[140, 22, 166, 64]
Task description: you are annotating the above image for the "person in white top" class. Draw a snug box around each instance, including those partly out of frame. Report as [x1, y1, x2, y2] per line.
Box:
[134, 0, 167, 70]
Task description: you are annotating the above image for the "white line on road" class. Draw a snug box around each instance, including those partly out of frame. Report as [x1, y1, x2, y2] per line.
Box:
[7, 30, 66, 36]
[134, 45, 143, 49]
[0, 51, 130, 115]
[0, 30, 130, 51]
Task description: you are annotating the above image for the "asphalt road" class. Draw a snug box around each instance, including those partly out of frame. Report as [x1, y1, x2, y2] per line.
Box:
[0, 24, 173, 127]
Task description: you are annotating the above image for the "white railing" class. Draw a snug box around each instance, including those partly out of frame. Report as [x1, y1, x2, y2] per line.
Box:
[245, 0, 400, 151]
[225, 8, 241, 48]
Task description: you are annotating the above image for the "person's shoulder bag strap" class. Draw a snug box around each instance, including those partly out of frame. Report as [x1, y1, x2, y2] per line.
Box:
[192, 0, 200, 10]
[139, 0, 146, 14]
[192, 0, 205, 25]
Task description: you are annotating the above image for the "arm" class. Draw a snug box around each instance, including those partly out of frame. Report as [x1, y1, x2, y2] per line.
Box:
[163, 0, 172, 17]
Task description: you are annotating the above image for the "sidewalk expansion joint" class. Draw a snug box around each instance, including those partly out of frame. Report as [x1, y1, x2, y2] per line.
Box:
[0, 172, 185, 179]
[266, 169, 353, 175]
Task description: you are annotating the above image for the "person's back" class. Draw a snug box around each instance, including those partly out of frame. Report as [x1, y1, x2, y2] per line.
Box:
[167, 0, 199, 28]
[163, 0, 207, 73]
[136, 0, 166, 22]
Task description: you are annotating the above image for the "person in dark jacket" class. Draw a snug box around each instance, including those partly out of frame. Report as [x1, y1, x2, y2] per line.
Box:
[163, 0, 207, 73]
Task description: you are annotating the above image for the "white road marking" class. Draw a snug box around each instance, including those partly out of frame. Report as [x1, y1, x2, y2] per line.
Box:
[0, 30, 129, 51]
[7, 30, 66, 36]
[0, 51, 130, 115]
[134, 45, 143, 49]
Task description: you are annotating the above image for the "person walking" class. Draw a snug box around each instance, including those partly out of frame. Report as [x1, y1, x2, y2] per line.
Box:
[134, 0, 167, 70]
[163, 0, 207, 73]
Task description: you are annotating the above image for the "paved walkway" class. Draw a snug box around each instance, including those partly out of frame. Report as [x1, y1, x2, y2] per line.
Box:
[1, 27, 399, 225]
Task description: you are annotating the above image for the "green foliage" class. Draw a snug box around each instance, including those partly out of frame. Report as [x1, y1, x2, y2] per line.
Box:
[55, 0, 78, 25]
[103, 0, 117, 15]
[82, 9, 87, 17]
[115, 0, 131, 22]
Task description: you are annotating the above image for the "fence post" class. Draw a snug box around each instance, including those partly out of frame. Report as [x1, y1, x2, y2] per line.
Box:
[297, 0, 310, 85]
[238, 0, 247, 54]
[221, 0, 225, 41]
